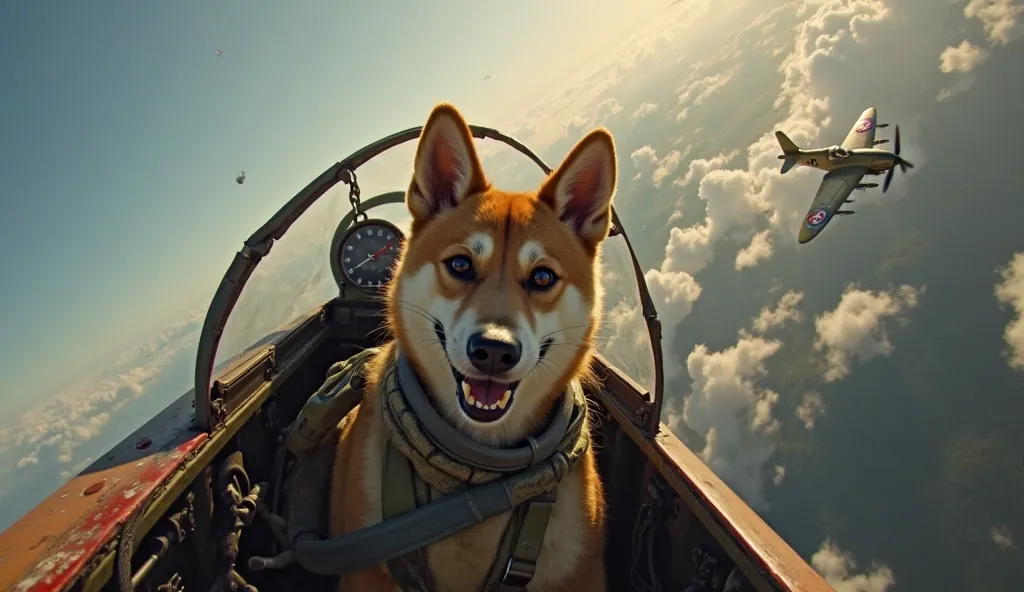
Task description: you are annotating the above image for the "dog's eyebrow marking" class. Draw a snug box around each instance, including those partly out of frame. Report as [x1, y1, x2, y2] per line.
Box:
[465, 232, 494, 261]
[518, 240, 545, 268]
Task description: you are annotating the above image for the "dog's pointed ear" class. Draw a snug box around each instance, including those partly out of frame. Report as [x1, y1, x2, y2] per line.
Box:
[407, 103, 488, 222]
[538, 128, 617, 250]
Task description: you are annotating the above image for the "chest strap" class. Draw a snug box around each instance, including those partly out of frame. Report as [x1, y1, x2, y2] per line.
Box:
[382, 440, 555, 592]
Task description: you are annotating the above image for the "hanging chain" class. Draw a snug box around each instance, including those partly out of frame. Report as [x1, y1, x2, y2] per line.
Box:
[341, 168, 367, 222]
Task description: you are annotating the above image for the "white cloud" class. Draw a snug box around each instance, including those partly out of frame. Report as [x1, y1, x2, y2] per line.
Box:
[990, 524, 1017, 550]
[939, 40, 990, 73]
[735, 229, 774, 270]
[630, 145, 683, 187]
[935, 76, 977, 102]
[630, 102, 659, 119]
[15, 452, 39, 469]
[772, 464, 786, 486]
[657, 167, 771, 275]
[600, 246, 702, 387]
[964, 0, 1024, 45]
[679, 331, 784, 510]
[567, 98, 623, 132]
[673, 56, 744, 123]
[602, 262, 708, 383]
[814, 285, 923, 382]
[672, 149, 739, 188]
[796, 391, 827, 430]
[652, 153, 682, 187]
[994, 252, 1024, 370]
[811, 539, 896, 592]
[752, 290, 805, 334]
[676, 65, 741, 114]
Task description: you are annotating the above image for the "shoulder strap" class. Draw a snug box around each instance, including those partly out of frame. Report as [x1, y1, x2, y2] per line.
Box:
[484, 492, 555, 592]
[382, 440, 438, 592]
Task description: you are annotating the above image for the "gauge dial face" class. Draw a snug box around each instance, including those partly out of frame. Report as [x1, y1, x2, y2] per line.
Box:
[340, 221, 403, 291]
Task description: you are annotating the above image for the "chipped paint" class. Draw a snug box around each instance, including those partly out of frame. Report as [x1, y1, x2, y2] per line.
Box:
[13, 550, 85, 592]
[0, 433, 207, 592]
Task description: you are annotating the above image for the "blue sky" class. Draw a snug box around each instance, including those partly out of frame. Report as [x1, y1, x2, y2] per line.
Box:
[0, 0, 668, 413]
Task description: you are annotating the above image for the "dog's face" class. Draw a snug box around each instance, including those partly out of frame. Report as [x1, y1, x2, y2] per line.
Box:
[388, 103, 617, 444]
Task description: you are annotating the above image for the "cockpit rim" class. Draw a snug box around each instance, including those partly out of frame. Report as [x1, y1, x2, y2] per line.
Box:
[193, 124, 666, 434]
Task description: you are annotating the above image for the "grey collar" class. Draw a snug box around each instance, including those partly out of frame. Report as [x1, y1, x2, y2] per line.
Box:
[395, 352, 583, 473]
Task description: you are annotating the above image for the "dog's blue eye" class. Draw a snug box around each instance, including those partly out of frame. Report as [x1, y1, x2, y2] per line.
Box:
[446, 255, 475, 280]
[527, 267, 558, 291]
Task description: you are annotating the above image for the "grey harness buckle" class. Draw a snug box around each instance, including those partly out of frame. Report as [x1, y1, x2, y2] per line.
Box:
[500, 557, 537, 589]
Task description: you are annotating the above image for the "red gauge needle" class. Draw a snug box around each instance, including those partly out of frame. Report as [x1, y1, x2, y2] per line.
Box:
[353, 243, 395, 270]
[369, 243, 394, 260]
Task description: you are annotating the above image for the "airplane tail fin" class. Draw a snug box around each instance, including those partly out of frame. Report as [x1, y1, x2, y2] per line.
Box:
[775, 131, 801, 174]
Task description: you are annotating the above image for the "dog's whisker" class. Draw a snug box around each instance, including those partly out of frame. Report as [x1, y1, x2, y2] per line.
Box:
[537, 324, 590, 341]
[394, 299, 441, 323]
[394, 306, 439, 327]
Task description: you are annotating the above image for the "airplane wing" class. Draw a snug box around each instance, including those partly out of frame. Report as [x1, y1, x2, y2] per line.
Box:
[798, 166, 869, 243]
[840, 107, 877, 150]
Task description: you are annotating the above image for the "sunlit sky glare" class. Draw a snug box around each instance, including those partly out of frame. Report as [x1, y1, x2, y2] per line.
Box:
[0, 0, 679, 412]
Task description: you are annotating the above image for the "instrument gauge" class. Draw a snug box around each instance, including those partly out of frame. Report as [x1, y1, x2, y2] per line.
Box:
[338, 220, 404, 292]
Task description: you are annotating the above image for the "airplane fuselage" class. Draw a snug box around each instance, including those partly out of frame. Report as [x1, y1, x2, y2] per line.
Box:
[790, 146, 897, 174]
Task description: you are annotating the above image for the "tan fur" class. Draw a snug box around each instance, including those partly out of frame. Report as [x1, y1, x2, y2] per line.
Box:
[329, 103, 615, 591]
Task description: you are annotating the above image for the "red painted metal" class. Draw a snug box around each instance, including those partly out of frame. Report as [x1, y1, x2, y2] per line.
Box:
[0, 433, 208, 592]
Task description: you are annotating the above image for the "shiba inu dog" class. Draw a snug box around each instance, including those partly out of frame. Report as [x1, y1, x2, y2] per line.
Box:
[329, 103, 616, 592]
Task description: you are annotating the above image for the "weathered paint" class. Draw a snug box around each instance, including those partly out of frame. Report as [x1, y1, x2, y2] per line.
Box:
[0, 433, 207, 592]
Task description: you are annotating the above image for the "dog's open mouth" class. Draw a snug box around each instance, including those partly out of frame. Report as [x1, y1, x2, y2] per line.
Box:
[452, 367, 520, 423]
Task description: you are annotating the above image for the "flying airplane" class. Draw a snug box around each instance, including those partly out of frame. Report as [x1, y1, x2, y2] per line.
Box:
[482, 72, 493, 81]
[775, 107, 914, 244]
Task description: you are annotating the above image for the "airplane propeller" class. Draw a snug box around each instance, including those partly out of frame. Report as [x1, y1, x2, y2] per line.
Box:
[883, 125, 915, 193]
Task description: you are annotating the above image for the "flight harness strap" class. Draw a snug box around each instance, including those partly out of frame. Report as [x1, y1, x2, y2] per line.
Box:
[382, 438, 556, 592]
[486, 492, 555, 592]
[383, 441, 437, 592]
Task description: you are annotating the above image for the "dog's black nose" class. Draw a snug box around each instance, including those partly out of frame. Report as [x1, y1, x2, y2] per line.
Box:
[467, 331, 522, 374]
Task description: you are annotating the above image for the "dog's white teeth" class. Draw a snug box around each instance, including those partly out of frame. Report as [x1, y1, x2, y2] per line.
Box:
[463, 382, 513, 412]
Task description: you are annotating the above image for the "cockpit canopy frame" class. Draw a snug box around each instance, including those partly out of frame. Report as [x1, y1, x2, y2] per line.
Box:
[193, 125, 666, 435]
[828, 145, 850, 159]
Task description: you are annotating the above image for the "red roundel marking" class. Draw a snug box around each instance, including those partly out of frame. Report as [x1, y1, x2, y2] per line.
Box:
[855, 118, 874, 133]
[807, 210, 827, 225]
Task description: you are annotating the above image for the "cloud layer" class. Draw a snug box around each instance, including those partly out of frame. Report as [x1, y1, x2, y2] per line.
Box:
[0, 309, 202, 492]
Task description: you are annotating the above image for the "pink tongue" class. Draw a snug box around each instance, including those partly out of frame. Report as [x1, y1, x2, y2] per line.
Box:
[466, 379, 505, 405]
